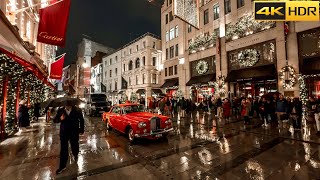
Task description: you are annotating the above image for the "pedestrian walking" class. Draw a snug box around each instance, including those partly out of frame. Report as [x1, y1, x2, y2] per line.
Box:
[54, 100, 85, 174]
[241, 98, 251, 124]
[18, 100, 31, 132]
[289, 97, 302, 130]
[223, 98, 231, 122]
[34, 102, 41, 122]
[275, 94, 289, 128]
[216, 98, 223, 118]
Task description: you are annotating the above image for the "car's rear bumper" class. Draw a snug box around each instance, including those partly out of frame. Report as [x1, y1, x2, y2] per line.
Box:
[135, 128, 174, 138]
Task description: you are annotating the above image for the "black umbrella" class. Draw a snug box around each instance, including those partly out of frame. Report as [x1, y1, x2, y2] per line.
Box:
[40, 97, 83, 108]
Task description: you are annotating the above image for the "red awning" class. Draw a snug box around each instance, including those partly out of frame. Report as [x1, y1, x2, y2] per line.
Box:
[0, 47, 56, 89]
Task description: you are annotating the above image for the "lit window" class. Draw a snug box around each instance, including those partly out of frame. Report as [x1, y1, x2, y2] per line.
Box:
[213, 4, 220, 20]
[169, 28, 175, 40]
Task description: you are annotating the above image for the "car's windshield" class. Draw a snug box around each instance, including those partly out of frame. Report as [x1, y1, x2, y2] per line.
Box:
[122, 105, 145, 114]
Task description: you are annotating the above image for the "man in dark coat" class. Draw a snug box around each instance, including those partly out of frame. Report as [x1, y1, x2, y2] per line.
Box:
[18, 100, 31, 130]
[54, 101, 84, 174]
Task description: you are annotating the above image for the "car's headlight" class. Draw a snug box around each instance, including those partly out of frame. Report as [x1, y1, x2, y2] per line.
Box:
[165, 119, 172, 124]
[138, 122, 147, 128]
[79, 103, 85, 109]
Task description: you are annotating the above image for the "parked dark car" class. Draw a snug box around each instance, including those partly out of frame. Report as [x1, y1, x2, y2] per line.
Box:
[88, 102, 111, 117]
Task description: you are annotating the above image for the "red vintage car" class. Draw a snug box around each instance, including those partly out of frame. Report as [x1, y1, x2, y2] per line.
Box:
[102, 103, 173, 143]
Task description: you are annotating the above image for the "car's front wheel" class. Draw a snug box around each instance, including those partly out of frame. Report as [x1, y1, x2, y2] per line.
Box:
[127, 128, 135, 143]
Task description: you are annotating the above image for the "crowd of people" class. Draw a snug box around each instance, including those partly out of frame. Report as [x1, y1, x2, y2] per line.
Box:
[144, 93, 320, 135]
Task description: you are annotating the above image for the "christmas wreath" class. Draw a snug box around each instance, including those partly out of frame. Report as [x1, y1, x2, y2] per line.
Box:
[238, 49, 260, 67]
[279, 65, 296, 89]
[196, 60, 209, 74]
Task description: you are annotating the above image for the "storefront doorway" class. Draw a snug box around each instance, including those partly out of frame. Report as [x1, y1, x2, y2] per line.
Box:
[305, 78, 320, 99]
[232, 79, 277, 98]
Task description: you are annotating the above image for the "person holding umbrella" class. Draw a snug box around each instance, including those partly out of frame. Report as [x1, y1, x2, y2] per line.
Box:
[54, 100, 85, 174]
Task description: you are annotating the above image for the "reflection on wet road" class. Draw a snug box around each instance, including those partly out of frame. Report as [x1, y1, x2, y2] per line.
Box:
[1, 111, 320, 180]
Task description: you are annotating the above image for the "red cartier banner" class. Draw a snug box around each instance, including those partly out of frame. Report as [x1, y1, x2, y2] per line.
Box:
[37, 0, 71, 47]
[49, 55, 65, 80]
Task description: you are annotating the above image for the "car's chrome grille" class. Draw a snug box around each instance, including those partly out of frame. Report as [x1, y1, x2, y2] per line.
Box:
[150, 117, 161, 131]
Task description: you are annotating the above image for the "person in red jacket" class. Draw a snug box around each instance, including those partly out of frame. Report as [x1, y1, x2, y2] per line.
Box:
[223, 98, 231, 122]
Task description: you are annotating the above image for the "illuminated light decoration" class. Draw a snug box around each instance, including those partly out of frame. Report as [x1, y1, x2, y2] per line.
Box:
[173, 0, 199, 28]
[279, 65, 296, 89]
[173, 89, 183, 98]
[198, 149, 212, 165]
[188, 32, 217, 53]
[212, 75, 226, 96]
[225, 14, 276, 42]
[238, 49, 260, 67]
[298, 74, 320, 128]
[0, 53, 53, 134]
[196, 60, 209, 75]
[245, 160, 264, 180]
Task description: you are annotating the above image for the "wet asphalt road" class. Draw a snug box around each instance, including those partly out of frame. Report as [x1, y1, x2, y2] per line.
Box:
[1, 111, 320, 180]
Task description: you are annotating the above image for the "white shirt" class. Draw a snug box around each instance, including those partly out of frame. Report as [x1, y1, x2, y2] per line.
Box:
[65, 108, 71, 115]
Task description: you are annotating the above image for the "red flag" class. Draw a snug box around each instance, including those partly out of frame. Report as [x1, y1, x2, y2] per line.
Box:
[37, 0, 71, 47]
[49, 55, 65, 79]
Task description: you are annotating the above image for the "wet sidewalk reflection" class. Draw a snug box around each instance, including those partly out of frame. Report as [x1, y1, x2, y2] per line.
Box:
[0, 112, 320, 180]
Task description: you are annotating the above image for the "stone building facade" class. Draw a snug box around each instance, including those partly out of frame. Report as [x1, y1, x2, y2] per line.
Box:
[121, 33, 162, 103]
[160, 0, 320, 99]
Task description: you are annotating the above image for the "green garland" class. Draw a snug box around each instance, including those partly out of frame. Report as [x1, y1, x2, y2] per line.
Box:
[238, 49, 260, 67]
[189, 32, 217, 52]
[196, 61, 209, 74]
[213, 76, 226, 96]
[225, 14, 276, 41]
[279, 65, 296, 89]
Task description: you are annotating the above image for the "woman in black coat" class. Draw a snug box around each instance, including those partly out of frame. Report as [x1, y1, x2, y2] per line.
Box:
[34, 102, 41, 121]
[18, 100, 30, 129]
[289, 97, 302, 129]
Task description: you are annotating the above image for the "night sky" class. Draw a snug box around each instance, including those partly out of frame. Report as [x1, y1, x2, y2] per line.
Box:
[58, 0, 162, 66]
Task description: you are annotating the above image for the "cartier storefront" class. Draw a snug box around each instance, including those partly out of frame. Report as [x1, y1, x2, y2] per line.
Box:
[186, 56, 216, 102]
[227, 40, 277, 98]
[298, 28, 320, 98]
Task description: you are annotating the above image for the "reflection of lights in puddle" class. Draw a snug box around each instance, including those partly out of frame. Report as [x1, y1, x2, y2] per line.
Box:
[198, 149, 212, 165]
[39, 136, 45, 149]
[33, 167, 52, 180]
[303, 143, 320, 168]
[87, 135, 97, 151]
[218, 137, 230, 154]
[245, 160, 264, 180]
[0, 137, 24, 145]
[190, 124, 194, 138]
[295, 163, 300, 171]
[77, 155, 85, 173]
[180, 156, 189, 170]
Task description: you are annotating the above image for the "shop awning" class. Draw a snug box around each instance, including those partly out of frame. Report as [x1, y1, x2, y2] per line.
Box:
[160, 78, 179, 88]
[0, 47, 55, 89]
[152, 89, 163, 94]
[186, 74, 216, 86]
[301, 57, 320, 75]
[226, 64, 276, 82]
[136, 89, 145, 94]
[118, 90, 124, 94]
